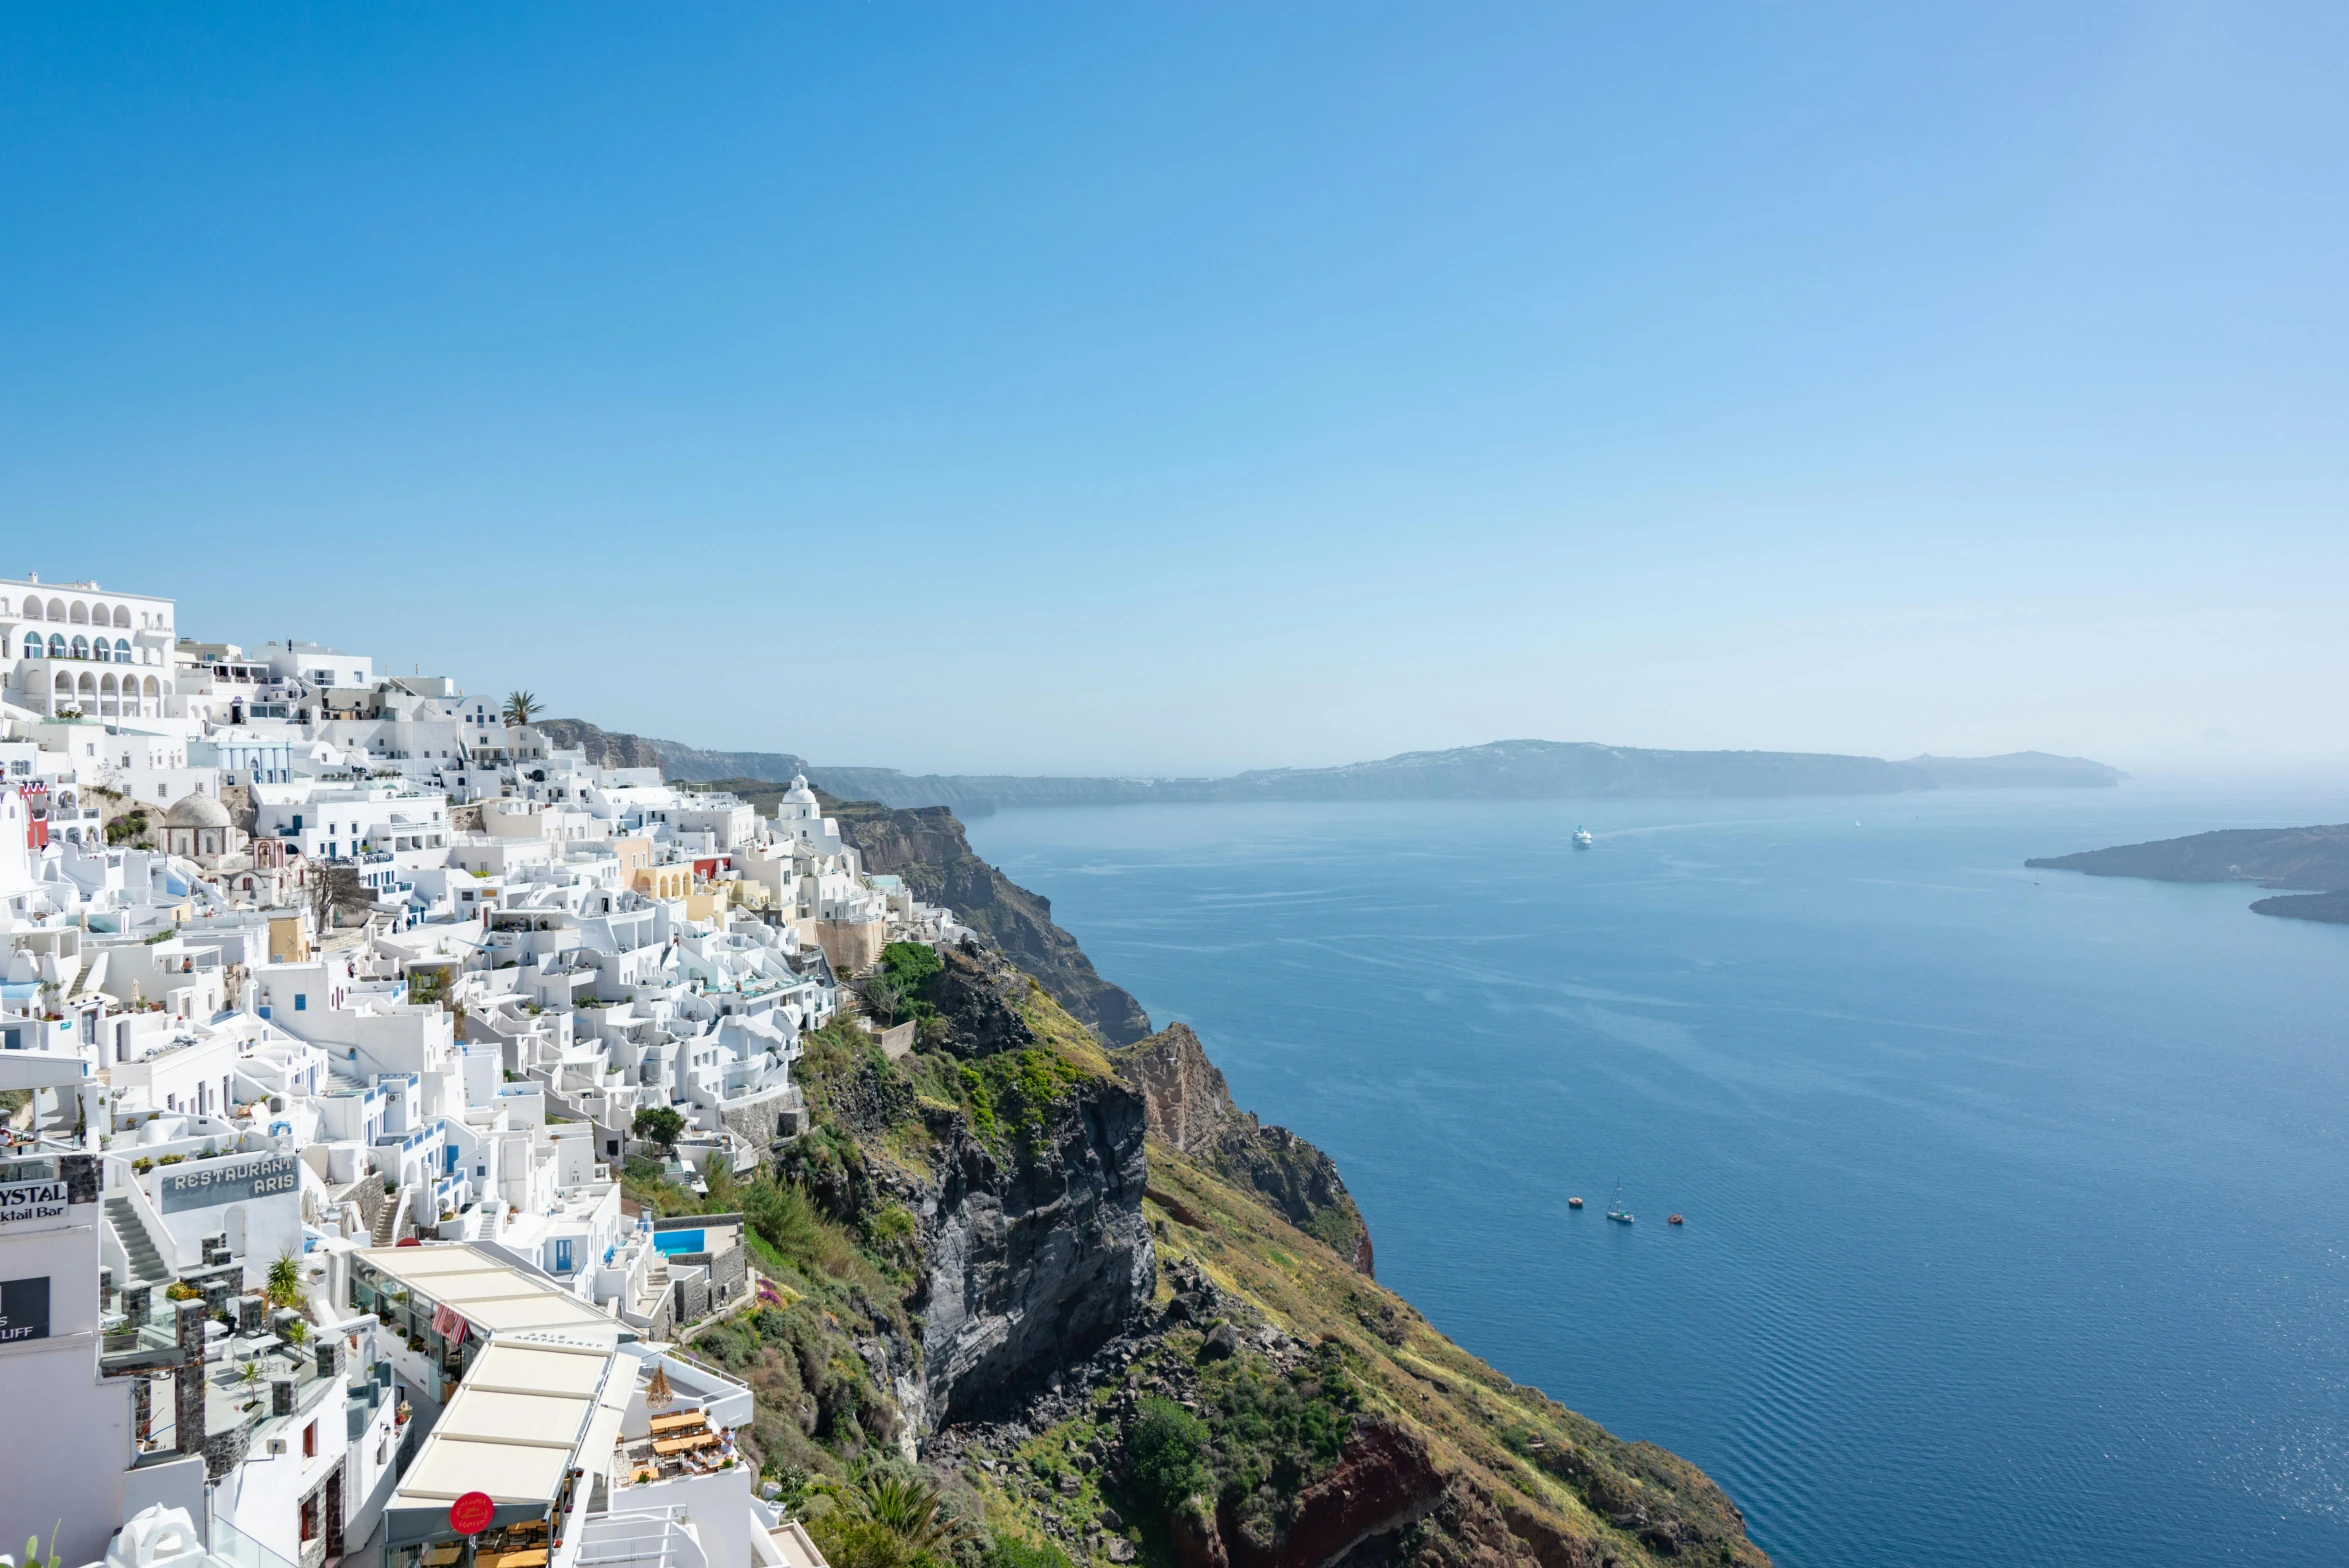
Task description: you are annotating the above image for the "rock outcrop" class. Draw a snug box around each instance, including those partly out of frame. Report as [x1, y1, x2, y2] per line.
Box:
[1221, 1418, 1446, 1568]
[1116, 1023, 1373, 1275]
[919, 1079, 1155, 1422]
[928, 941, 1040, 1059]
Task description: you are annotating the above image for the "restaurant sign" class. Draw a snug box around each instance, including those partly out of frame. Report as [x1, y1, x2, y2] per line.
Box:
[157, 1154, 300, 1213]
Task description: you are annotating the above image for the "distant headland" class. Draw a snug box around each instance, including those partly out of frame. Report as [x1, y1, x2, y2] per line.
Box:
[537, 722, 2126, 815]
[2027, 824, 2349, 925]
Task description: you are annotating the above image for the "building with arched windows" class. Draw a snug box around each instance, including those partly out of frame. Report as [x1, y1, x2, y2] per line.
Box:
[0, 574, 176, 719]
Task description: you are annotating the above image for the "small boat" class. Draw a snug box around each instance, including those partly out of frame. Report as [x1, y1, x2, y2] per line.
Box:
[1567, 1196, 1583, 1209]
[1572, 826, 1594, 850]
[1667, 1213, 1684, 1226]
[1604, 1180, 1633, 1224]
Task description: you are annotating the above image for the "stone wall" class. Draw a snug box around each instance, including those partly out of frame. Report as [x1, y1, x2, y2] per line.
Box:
[790, 917, 886, 976]
[718, 1086, 805, 1147]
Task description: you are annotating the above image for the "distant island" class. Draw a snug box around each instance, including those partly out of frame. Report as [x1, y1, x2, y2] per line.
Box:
[539, 721, 2124, 814]
[2026, 824, 2349, 925]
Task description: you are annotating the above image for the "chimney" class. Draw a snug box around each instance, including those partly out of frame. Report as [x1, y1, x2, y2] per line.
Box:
[271, 1378, 295, 1418]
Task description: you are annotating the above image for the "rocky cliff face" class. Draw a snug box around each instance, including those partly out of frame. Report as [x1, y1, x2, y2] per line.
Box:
[830, 798, 1155, 1046]
[537, 717, 812, 781]
[919, 1081, 1155, 1424]
[1115, 1023, 1373, 1276]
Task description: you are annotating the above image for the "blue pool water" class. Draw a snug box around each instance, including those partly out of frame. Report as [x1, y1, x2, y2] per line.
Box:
[965, 785, 2349, 1568]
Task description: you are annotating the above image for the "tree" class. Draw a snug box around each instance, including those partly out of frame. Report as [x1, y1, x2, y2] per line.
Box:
[503, 691, 543, 727]
[632, 1105, 685, 1152]
[1127, 1396, 1212, 1513]
[702, 1150, 739, 1212]
[309, 862, 367, 932]
[861, 973, 907, 1027]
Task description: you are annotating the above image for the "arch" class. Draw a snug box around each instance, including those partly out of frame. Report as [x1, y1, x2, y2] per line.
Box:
[92, 639, 110, 662]
[112, 605, 131, 628]
[77, 672, 97, 696]
[54, 673, 71, 696]
[114, 638, 130, 659]
[70, 635, 89, 659]
[20, 599, 39, 621]
[45, 598, 64, 620]
[143, 675, 161, 697]
[47, 633, 66, 657]
[100, 674, 118, 695]
[68, 601, 87, 625]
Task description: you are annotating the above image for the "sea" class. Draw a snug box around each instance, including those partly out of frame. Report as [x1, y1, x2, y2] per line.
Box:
[963, 783, 2349, 1568]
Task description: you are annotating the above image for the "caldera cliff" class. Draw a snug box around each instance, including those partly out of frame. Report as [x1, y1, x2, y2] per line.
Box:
[630, 800, 1770, 1568]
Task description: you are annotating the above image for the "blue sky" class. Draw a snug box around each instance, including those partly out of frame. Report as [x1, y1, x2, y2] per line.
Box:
[5, 4, 2345, 775]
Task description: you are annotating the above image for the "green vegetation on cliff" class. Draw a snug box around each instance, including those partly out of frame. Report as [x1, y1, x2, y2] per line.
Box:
[611, 793, 1766, 1568]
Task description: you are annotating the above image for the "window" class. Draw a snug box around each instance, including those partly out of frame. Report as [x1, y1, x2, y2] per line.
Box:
[294, 994, 307, 1011]
[302, 1419, 317, 1458]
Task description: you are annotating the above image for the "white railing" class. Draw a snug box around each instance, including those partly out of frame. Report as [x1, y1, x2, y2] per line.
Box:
[576, 1507, 705, 1568]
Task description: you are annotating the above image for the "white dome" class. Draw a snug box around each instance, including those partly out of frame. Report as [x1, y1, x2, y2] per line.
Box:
[164, 793, 232, 829]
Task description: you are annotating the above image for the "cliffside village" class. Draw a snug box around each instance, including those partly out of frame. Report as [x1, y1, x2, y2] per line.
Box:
[0, 576, 973, 1568]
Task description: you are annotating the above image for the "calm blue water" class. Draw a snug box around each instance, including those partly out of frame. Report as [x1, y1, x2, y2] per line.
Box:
[965, 786, 2349, 1568]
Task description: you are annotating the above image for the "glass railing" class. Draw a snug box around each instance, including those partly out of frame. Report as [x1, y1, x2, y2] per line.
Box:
[211, 1512, 301, 1568]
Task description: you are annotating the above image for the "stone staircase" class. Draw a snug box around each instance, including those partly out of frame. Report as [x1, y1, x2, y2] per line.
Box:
[372, 1184, 412, 1247]
[104, 1196, 172, 1288]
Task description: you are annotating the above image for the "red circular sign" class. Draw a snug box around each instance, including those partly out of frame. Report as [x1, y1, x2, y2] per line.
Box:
[449, 1493, 495, 1536]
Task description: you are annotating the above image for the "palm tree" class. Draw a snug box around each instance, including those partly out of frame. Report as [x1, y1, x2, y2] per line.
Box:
[845, 1474, 972, 1561]
[265, 1252, 304, 1310]
[503, 691, 543, 727]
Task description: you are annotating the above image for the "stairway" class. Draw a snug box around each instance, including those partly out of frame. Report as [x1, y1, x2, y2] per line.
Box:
[105, 1197, 171, 1288]
[631, 1256, 671, 1322]
[371, 1184, 410, 1247]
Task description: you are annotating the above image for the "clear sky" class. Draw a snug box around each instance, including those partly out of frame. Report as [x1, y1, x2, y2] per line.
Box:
[5, 4, 2345, 776]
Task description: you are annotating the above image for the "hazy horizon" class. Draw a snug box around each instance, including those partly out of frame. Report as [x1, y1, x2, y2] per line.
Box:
[9, 6, 2347, 777]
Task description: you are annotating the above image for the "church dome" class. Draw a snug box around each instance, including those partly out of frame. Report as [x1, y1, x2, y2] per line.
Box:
[164, 792, 232, 829]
